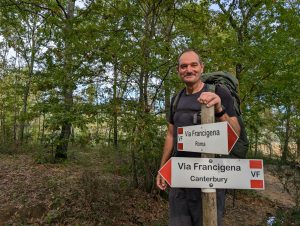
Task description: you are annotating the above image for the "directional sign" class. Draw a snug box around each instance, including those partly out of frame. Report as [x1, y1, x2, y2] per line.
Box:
[177, 121, 238, 155]
[159, 157, 264, 190]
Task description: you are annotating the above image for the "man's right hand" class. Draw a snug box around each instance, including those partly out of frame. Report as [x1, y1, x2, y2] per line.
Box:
[156, 173, 168, 190]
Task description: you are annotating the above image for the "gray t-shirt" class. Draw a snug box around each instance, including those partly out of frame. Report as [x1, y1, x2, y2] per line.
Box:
[169, 84, 237, 157]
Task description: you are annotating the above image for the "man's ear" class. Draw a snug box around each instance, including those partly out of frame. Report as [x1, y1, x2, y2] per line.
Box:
[200, 63, 205, 73]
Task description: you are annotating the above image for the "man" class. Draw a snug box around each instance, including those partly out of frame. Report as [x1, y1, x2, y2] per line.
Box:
[156, 49, 241, 226]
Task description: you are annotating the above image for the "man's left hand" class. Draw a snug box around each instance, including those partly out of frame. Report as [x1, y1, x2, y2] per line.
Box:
[198, 92, 222, 113]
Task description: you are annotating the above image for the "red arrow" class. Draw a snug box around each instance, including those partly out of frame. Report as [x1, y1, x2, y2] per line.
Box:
[158, 159, 172, 186]
[227, 123, 238, 153]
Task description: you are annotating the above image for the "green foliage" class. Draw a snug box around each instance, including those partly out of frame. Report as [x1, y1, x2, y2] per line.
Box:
[0, 0, 299, 190]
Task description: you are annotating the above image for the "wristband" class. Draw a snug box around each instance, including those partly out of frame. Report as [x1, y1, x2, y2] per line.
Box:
[215, 105, 226, 118]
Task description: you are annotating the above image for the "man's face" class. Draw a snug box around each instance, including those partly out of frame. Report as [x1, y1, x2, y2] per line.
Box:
[177, 51, 204, 85]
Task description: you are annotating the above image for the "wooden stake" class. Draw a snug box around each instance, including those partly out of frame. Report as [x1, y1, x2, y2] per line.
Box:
[201, 104, 217, 226]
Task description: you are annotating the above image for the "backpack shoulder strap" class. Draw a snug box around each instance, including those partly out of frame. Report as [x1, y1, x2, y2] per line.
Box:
[172, 88, 185, 114]
[206, 83, 216, 93]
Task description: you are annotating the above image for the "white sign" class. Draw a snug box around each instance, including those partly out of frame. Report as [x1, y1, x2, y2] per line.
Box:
[159, 157, 264, 190]
[177, 122, 238, 155]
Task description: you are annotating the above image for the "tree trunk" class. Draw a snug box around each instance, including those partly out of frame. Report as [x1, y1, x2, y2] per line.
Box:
[13, 91, 18, 145]
[55, 0, 75, 160]
[1, 111, 6, 145]
[164, 84, 171, 121]
[139, 2, 156, 192]
[19, 85, 29, 144]
[40, 113, 45, 145]
[281, 106, 291, 163]
[56, 122, 71, 158]
[268, 143, 272, 159]
[19, 57, 35, 145]
[108, 121, 112, 146]
[254, 130, 258, 157]
[19, 17, 37, 145]
[131, 124, 139, 188]
[297, 137, 300, 160]
[113, 61, 118, 150]
[37, 115, 41, 141]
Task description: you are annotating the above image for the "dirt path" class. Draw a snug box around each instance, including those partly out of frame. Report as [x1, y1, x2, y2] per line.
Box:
[258, 170, 295, 208]
[0, 153, 297, 225]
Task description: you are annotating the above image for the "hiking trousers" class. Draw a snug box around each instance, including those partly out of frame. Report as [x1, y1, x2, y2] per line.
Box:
[168, 188, 225, 226]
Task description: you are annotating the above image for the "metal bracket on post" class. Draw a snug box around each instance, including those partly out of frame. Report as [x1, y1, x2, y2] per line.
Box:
[201, 104, 217, 226]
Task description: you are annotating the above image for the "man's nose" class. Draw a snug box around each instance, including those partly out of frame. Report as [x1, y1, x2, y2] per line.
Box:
[187, 65, 193, 72]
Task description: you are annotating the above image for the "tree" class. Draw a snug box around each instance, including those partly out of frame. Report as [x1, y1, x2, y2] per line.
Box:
[0, 2, 48, 147]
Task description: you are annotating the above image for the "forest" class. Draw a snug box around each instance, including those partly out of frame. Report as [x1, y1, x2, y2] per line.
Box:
[0, 0, 299, 225]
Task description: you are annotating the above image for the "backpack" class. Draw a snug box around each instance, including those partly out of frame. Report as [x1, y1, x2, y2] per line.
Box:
[172, 71, 249, 159]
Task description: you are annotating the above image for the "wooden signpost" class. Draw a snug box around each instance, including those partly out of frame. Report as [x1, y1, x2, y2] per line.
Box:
[201, 104, 217, 226]
[159, 104, 264, 226]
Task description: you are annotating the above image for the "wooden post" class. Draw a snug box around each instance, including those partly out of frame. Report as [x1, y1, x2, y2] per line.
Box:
[201, 104, 217, 226]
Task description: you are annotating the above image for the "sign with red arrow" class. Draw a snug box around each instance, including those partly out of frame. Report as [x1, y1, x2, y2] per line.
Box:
[159, 157, 264, 190]
[177, 121, 238, 155]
